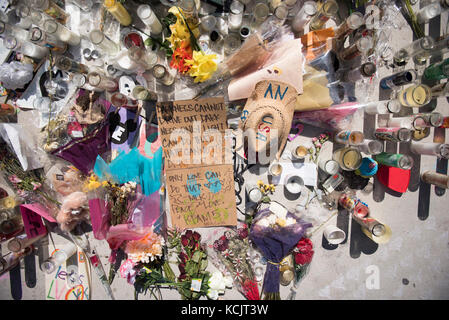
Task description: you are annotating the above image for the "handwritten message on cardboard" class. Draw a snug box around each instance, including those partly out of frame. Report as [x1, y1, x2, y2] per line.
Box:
[156, 97, 236, 229]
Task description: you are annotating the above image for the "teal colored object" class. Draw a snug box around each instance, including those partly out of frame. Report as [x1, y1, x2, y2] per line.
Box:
[356, 157, 378, 178]
[94, 147, 163, 195]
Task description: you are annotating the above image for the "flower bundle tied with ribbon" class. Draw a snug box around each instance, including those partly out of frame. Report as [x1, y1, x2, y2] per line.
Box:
[249, 203, 312, 300]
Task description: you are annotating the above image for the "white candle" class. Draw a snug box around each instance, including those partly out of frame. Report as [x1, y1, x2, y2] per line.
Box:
[137, 5, 163, 35]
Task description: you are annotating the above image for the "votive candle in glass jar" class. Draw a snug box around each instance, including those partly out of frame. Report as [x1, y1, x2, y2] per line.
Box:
[309, 0, 339, 31]
[410, 141, 449, 159]
[228, 0, 244, 31]
[397, 84, 432, 107]
[40, 241, 77, 274]
[87, 71, 118, 92]
[334, 12, 364, 40]
[3, 35, 49, 59]
[103, 0, 132, 26]
[137, 4, 163, 35]
[291, 1, 317, 33]
[29, 26, 68, 53]
[30, 0, 69, 25]
[332, 147, 362, 171]
[55, 55, 88, 74]
[43, 19, 81, 46]
[89, 29, 120, 56]
[421, 171, 449, 189]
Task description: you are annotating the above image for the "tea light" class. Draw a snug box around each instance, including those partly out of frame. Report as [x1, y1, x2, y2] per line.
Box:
[284, 175, 304, 194]
[292, 145, 308, 160]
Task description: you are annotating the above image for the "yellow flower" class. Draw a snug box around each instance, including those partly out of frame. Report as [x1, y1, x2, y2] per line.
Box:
[185, 51, 217, 83]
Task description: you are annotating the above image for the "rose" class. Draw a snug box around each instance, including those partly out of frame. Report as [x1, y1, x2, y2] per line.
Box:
[237, 227, 249, 239]
[294, 237, 314, 265]
[179, 252, 188, 264]
[192, 231, 201, 241]
[181, 235, 189, 247]
[178, 263, 186, 274]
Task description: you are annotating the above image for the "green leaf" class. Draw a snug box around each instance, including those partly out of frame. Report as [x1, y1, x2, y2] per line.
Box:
[200, 258, 208, 271]
[185, 261, 196, 276]
[261, 196, 271, 203]
[191, 250, 202, 263]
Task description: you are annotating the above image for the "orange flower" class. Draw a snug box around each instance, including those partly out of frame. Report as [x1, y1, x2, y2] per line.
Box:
[170, 42, 193, 73]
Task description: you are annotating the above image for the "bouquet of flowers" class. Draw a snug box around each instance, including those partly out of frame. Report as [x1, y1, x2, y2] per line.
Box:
[287, 237, 315, 300]
[207, 224, 260, 300]
[249, 203, 312, 300]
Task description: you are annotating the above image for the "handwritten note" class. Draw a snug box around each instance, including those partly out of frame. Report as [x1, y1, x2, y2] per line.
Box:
[20, 204, 52, 239]
[156, 97, 237, 229]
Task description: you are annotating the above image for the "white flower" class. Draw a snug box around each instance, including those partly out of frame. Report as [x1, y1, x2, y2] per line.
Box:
[258, 218, 270, 228]
[285, 217, 296, 226]
[207, 289, 219, 300]
[275, 209, 287, 221]
[224, 276, 233, 289]
[267, 214, 277, 225]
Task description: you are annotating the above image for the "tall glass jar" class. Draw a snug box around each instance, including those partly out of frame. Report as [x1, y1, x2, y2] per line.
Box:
[43, 19, 81, 46]
[128, 46, 158, 71]
[0, 21, 30, 42]
[29, 26, 68, 53]
[87, 71, 119, 92]
[421, 171, 449, 189]
[332, 147, 362, 171]
[339, 36, 373, 61]
[89, 29, 120, 56]
[334, 12, 364, 40]
[228, 0, 244, 31]
[103, 0, 132, 26]
[410, 141, 449, 159]
[309, 0, 339, 31]
[137, 4, 163, 35]
[30, 0, 69, 25]
[291, 1, 317, 33]
[55, 55, 88, 74]
[40, 241, 77, 274]
[71, 0, 94, 12]
[397, 84, 432, 107]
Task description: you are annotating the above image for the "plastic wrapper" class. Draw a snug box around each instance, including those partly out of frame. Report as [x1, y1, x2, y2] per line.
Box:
[127, 188, 162, 234]
[205, 225, 260, 300]
[249, 206, 312, 300]
[293, 102, 362, 131]
[0, 61, 34, 90]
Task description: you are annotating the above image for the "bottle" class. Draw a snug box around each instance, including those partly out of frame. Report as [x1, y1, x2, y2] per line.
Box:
[416, 0, 445, 24]
[42, 19, 80, 46]
[29, 26, 68, 53]
[421, 171, 449, 189]
[291, 1, 317, 33]
[0, 21, 29, 42]
[353, 215, 387, 237]
[40, 241, 77, 274]
[380, 70, 418, 90]
[357, 139, 384, 155]
[338, 193, 357, 211]
[3, 35, 49, 60]
[87, 71, 118, 92]
[0, 247, 33, 276]
[374, 127, 411, 143]
[332, 147, 363, 171]
[89, 29, 120, 56]
[7, 233, 47, 253]
[54, 55, 88, 74]
[397, 84, 432, 107]
[339, 36, 373, 61]
[393, 36, 434, 67]
[29, 0, 69, 25]
[363, 100, 402, 115]
[343, 62, 377, 82]
[103, 0, 132, 26]
[423, 58, 449, 81]
[334, 12, 364, 40]
[309, 0, 339, 31]
[374, 152, 414, 170]
[228, 0, 244, 31]
[410, 142, 449, 159]
[334, 130, 364, 145]
[179, 0, 199, 27]
[137, 4, 163, 35]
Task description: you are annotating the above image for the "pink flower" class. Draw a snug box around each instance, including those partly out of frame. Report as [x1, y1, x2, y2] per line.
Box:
[31, 182, 42, 190]
[312, 137, 317, 142]
[8, 175, 22, 184]
[119, 259, 137, 285]
[315, 143, 322, 149]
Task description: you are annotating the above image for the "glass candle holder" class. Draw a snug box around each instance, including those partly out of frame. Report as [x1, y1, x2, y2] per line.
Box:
[363, 100, 402, 115]
[334, 130, 364, 145]
[274, 4, 289, 23]
[284, 0, 298, 8]
[1, 247, 32, 275]
[89, 29, 120, 56]
[291, 1, 317, 33]
[228, 0, 244, 31]
[0, 21, 30, 42]
[344, 62, 376, 82]
[71, 0, 94, 12]
[421, 171, 449, 189]
[14, 4, 33, 29]
[239, 25, 251, 40]
[374, 152, 414, 170]
[380, 69, 417, 90]
[332, 147, 362, 171]
[339, 36, 373, 61]
[251, 2, 270, 27]
[393, 36, 434, 66]
[397, 84, 432, 107]
[103, 0, 132, 26]
[0, 209, 23, 236]
[55, 55, 88, 74]
[180, 0, 199, 26]
[43, 19, 81, 46]
[4, 35, 49, 60]
[374, 127, 411, 143]
[357, 139, 384, 155]
[127, 46, 158, 71]
[223, 33, 241, 55]
[200, 15, 217, 33]
[30, 0, 69, 25]
[29, 27, 68, 53]
[7, 234, 46, 253]
[132, 86, 157, 101]
[334, 12, 364, 40]
[423, 58, 449, 81]
[416, 1, 442, 24]
[410, 141, 449, 159]
[87, 71, 118, 92]
[309, 0, 339, 31]
[245, 182, 263, 203]
[40, 241, 77, 274]
[152, 64, 175, 86]
[137, 4, 163, 35]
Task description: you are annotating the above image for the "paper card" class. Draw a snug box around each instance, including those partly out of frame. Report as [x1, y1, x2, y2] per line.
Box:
[20, 204, 53, 238]
[156, 97, 237, 229]
[275, 162, 318, 187]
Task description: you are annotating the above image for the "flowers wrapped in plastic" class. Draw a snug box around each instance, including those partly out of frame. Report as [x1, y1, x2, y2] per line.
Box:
[206, 225, 260, 300]
[287, 237, 315, 300]
[249, 202, 312, 300]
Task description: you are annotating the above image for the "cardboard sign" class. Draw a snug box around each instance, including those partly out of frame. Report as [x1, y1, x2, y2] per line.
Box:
[20, 204, 53, 239]
[156, 97, 237, 229]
